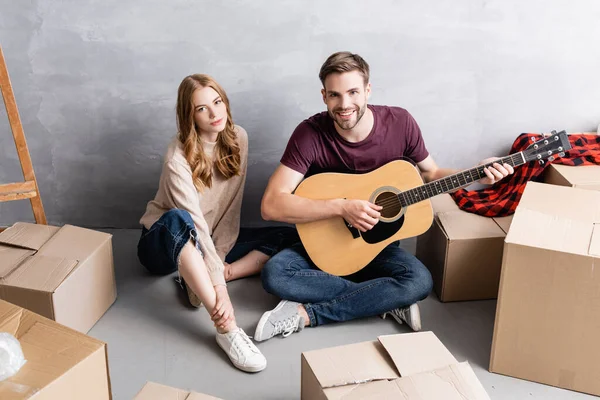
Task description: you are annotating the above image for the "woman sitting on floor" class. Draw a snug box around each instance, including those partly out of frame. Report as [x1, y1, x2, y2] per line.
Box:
[138, 74, 297, 373]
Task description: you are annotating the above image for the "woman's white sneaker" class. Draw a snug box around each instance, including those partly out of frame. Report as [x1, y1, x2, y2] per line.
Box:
[215, 328, 266, 372]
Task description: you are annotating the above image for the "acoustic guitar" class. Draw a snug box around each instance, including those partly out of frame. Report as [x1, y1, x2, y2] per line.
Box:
[294, 131, 571, 276]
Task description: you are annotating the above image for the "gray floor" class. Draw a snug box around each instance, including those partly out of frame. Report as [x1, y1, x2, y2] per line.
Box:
[89, 229, 596, 400]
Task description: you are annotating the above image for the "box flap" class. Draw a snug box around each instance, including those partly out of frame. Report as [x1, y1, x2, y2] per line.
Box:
[391, 362, 491, 400]
[302, 340, 400, 389]
[0, 300, 105, 398]
[323, 379, 403, 399]
[550, 164, 600, 186]
[506, 183, 600, 257]
[36, 224, 111, 261]
[507, 209, 594, 257]
[133, 382, 189, 399]
[378, 332, 457, 377]
[0, 223, 60, 251]
[0, 246, 35, 279]
[3, 255, 79, 292]
[187, 393, 222, 400]
[437, 212, 505, 240]
[590, 224, 600, 257]
[323, 362, 490, 400]
[493, 215, 514, 234]
[0, 300, 24, 333]
[515, 182, 600, 223]
[431, 194, 460, 213]
[133, 381, 221, 400]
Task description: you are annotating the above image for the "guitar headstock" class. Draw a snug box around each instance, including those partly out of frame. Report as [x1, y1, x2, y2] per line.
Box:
[523, 130, 571, 165]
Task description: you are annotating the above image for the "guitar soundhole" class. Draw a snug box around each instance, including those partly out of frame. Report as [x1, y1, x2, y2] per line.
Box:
[375, 191, 402, 219]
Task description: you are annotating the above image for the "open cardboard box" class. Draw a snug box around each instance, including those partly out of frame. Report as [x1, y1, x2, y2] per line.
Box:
[0, 222, 116, 333]
[133, 381, 222, 400]
[302, 331, 490, 399]
[490, 182, 600, 395]
[417, 194, 513, 302]
[0, 299, 111, 400]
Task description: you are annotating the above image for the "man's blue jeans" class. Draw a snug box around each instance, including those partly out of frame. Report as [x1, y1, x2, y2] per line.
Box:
[261, 241, 433, 326]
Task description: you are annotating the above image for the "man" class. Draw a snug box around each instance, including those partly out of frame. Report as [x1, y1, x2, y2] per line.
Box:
[253, 51, 513, 341]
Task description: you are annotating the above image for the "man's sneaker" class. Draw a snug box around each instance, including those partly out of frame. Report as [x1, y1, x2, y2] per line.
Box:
[185, 282, 203, 308]
[215, 328, 267, 373]
[381, 303, 422, 332]
[254, 300, 305, 342]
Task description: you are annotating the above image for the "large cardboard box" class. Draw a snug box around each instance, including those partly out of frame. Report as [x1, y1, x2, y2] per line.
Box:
[0, 222, 116, 333]
[490, 182, 600, 396]
[133, 382, 222, 399]
[301, 331, 490, 399]
[0, 299, 111, 399]
[544, 164, 600, 191]
[417, 194, 513, 302]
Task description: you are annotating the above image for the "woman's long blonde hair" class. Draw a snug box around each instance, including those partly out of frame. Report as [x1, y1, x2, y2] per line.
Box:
[176, 74, 241, 191]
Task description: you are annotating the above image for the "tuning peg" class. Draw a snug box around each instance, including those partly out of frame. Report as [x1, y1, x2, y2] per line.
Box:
[539, 159, 545, 165]
[548, 156, 555, 162]
[558, 152, 565, 157]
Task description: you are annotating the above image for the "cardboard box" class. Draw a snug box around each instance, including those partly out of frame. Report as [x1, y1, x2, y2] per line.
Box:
[0, 299, 111, 400]
[490, 182, 600, 395]
[133, 382, 222, 400]
[544, 164, 600, 191]
[416, 194, 513, 302]
[0, 222, 116, 333]
[301, 331, 490, 399]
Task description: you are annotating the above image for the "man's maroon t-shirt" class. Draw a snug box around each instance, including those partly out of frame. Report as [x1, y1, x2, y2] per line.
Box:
[280, 105, 429, 177]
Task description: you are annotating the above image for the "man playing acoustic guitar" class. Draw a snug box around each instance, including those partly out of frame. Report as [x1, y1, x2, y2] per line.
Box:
[253, 51, 513, 342]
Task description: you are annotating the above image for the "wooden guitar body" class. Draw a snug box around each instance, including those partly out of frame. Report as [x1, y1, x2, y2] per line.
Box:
[295, 160, 433, 276]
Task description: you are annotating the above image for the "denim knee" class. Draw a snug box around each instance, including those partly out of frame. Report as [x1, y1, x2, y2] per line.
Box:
[261, 258, 285, 296]
[162, 208, 194, 227]
[409, 263, 434, 302]
[138, 208, 197, 275]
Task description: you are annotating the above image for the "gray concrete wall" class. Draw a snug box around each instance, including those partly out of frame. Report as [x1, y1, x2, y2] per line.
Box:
[1, 0, 599, 228]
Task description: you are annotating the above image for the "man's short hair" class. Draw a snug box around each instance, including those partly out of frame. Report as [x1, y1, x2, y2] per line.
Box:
[319, 52, 370, 86]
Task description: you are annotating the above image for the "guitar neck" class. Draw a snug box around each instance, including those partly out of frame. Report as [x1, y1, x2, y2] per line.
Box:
[398, 152, 526, 207]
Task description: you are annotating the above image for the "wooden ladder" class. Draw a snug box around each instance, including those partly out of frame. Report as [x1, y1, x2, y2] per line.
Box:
[0, 46, 46, 231]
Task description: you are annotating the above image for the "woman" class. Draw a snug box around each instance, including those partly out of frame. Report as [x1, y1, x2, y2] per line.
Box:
[138, 74, 297, 373]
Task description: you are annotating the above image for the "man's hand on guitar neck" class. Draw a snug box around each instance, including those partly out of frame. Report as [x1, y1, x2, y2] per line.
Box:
[417, 154, 514, 187]
[477, 132, 554, 185]
[340, 199, 383, 232]
[477, 157, 514, 185]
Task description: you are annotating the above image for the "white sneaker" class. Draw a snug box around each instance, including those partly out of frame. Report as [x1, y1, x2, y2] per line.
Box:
[254, 300, 305, 342]
[215, 328, 267, 372]
[381, 303, 422, 332]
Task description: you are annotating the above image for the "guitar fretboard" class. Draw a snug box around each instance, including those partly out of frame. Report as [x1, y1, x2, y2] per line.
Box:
[398, 153, 525, 207]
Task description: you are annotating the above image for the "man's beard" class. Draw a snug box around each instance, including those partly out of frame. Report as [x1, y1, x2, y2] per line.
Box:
[329, 103, 367, 131]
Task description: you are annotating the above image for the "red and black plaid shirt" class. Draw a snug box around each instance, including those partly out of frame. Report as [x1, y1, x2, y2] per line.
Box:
[450, 133, 600, 217]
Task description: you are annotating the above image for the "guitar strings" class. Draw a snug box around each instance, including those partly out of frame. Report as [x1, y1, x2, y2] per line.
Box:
[372, 154, 522, 210]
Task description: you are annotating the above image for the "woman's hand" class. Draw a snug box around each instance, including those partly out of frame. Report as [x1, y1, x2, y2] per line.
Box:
[211, 284, 234, 330]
